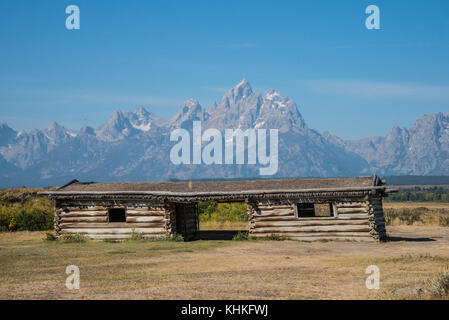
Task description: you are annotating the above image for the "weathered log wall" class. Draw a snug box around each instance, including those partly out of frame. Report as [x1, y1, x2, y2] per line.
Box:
[53, 196, 386, 242]
[249, 199, 387, 241]
[55, 202, 171, 239]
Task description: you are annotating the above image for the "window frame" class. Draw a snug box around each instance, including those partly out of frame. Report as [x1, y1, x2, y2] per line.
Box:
[294, 202, 338, 219]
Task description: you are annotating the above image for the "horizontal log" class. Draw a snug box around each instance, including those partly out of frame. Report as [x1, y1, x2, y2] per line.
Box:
[336, 213, 369, 219]
[253, 216, 370, 223]
[250, 232, 372, 238]
[126, 216, 165, 223]
[252, 225, 371, 233]
[60, 211, 107, 217]
[61, 228, 166, 234]
[254, 219, 369, 228]
[337, 207, 368, 214]
[62, 206, 107, 211]
[60, 222, 165, 229]
[256, 205, 294, 210]
[288, 236, 375, 242]
[255, 209, 294, 217]
[126, 211, 165, 216]
[84, 234, 166, 239]
[336, 202, 367, 207]
[60, 216, 108, 223]
[253, 215, 301, 222]
[127, 207, 165, 211]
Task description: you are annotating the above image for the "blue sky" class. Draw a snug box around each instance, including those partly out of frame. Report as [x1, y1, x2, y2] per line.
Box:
[0, 0, 448, 139]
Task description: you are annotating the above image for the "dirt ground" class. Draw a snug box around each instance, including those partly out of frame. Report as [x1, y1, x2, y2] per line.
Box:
[0, 226, 448, 300]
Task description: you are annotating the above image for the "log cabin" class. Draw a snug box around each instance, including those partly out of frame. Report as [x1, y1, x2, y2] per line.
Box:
[40, 175, 394, 242]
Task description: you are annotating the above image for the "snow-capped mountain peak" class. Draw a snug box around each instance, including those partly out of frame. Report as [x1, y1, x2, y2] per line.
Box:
[124, 106, 166, 132]
[0, 79, 448, 187]
[170, 98, 209, 129]
[96, 109, 138, 141]
[222, 78, 253, 104]
[264, 89, 282, 101]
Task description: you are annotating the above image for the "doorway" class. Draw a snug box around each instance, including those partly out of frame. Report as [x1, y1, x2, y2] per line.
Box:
[196, 202, 249, 240]
[174, 203, 198, 241]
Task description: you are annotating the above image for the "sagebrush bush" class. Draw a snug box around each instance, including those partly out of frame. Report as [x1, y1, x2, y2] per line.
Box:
[59, 233, 86, 243]
[398, 209, 423, 225]
[384, 209, 397, 226]
[430, 271, 449, 297]
[130, 230, 145, 241]
[167, 233, 184, 242]
[152, 233, 184, 242]
[439, 215, 449, 227]
[384, 207, 449, 226]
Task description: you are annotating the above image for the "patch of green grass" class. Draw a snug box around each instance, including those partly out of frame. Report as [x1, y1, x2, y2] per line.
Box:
[124, 232, 185, 243]
[232, 231, 249, 241]
[257, 234, 288, 241]
[44, 232, 57, 241]
[103, 239, 122, 243]
[108, 250, 135, 255]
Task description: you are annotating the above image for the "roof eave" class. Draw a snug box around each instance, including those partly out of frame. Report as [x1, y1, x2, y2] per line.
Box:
[39, 186, 387, 199]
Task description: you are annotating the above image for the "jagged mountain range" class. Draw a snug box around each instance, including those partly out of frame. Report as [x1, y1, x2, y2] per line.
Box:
[1, 79, 448, 187]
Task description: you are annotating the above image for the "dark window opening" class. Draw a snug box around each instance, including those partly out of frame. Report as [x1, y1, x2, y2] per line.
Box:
[296, 203, 315, 217]
[108, 208, 126, 222]
[296, 203, 336, 218]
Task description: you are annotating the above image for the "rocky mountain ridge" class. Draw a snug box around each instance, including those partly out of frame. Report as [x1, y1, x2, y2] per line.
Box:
[0, 79, 447, 187]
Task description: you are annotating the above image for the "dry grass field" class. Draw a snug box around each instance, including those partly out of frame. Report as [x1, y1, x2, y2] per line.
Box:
[384, 202, 449, 210]
[200, 221, 248, 230]
[1, 224, 449, 300]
